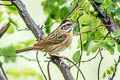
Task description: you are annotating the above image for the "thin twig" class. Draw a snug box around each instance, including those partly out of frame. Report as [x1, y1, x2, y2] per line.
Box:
[81, 48, 103, 62]
[70, 32, 110, 69]
[0, 23, 10, 38]
[0, 54, 38, 62]
[80, 32, 110, 62]
[66, 3, 78, 19]
[74, 24, 114, 36]
[0, 0, 10, 1]
[16, 28, 29, 31]
[51, 56, 74, 80]
[0, 62, 8, 80]
[11, 0, 44, 39]
[36, 51, 47, 80]
[56, 56, 86, 80]
[110, 56, 120, 80]
[98, 52, 103, 80]
[45, 20, 58, 28]
[76, 15, 84, 80]
[47, 60, 51, 80]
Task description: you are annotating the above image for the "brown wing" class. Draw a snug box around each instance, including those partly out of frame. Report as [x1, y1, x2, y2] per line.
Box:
[34, 32, 67, 46]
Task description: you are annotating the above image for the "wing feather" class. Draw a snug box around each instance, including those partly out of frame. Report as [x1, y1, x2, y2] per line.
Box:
[34, 32, 67, 46]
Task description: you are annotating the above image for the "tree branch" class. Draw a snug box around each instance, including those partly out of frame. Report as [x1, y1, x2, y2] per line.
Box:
[97, 52, 103, 80]
[0, 62, 7, 80]
[36, 51, 47, 80]
[0, 23, 10, 80]
[110, 56, 120, 80]
[0, 62, 8, 80]
[0, 72, 6, 80]
[0, 23, 10, 38]
[51, 56, 74, 80]
[90, 2, 120, 32]
[11, 0, 44, 39]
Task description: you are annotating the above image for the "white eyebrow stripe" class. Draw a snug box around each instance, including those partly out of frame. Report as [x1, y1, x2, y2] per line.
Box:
[61, 22, 72, 27]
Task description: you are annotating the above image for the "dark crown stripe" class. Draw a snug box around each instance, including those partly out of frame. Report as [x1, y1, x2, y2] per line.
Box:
[60, 20, 71, 26]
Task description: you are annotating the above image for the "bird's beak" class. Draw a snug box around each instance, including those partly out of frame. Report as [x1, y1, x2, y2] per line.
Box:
[73, 23, 77, 27]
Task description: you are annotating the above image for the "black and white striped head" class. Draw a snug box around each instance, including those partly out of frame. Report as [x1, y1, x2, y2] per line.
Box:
[59, 20, 76, 33]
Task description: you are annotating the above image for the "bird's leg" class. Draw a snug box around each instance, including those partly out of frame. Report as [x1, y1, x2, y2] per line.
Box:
[52, 54, 68, 59]
[44, 53, 47, 56]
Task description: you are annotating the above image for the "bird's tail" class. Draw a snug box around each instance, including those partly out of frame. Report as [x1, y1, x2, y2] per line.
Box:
[16, 47, 33, 54]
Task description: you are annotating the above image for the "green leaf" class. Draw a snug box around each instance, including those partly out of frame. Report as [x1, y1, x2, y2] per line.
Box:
[37, 74, 43, 80]
[24, 40, 35, 47]
[0, 11, 3, 17]
[21, 68, 36, 78]
[72, 50, 80, 63]
[0, 11, 3, 22]
[14, 45, 22, 50]
[112, 30, 120, 38]
[110, 66, 115, 72]
[50, 5, 59, 19]
[59, 6, 71, 20]
[19, 40, 35, 48]
[78, 0, 83, 2]
[72, 12, 80, 21]
[102, 72, 106, 79]
[107, 69, 111, 75]
[109, 4, 116, 13]
[56, 0, 67, 5]
[92, 40, 114, 54]
[7, 68, 20, 78]
[117, 45, 120, 53]
[8, 18, 19, 28]
[45, 16, 52, 34]
[6, 25, 14, 34]
[95, 31, 103, 40]
[116, 0, 120, 2]
[87, 41, 94, 56]
[79, 14, 91, 25]
[5, 6, 18, 14]
[107, 40, 115, 46]
[0, 45, 16, 63]
[100, 0, 113, 10]
[115, 8, 120, 20]
[94, 0, 103, 3]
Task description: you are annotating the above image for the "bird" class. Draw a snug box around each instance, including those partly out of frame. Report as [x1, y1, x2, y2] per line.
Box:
[16, 20, 76, 54]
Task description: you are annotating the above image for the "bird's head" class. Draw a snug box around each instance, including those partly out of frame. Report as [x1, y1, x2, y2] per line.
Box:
[59, 20, 76, 33]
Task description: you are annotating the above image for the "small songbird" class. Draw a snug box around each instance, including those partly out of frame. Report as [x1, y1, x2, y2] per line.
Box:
[16, 20, 76, 54]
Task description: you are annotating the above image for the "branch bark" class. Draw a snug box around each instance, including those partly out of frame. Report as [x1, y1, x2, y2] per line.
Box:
[110, 56, 120, 80]
[11, 0, 44, 39]
[0, 72, 6, 80]
[0, 23, 10, 80]
[0, 23, 10, 38]
[10, 0, 74, 80]
[90, 2, 120, 32]
[51, 56, 74, 80]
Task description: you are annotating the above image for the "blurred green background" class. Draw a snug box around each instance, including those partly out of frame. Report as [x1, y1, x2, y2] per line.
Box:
[0, 0, 120, 80]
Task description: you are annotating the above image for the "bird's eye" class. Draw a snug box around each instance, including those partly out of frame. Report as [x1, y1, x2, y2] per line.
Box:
[61, 24, 71, 30]
[61, 25, 69, 30]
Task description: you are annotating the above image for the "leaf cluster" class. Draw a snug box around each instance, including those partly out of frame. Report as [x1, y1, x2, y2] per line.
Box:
[7, 68, 43, 80]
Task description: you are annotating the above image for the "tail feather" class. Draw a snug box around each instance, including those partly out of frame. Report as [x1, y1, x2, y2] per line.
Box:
[16, 47, 33, 54]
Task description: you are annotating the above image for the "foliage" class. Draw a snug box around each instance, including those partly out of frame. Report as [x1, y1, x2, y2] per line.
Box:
[41, 0, 71, 34]
[0, 1, 19, 34]
[7, 68, 43, 80]
[41, 0, 120, 79]
[102, 65, 115, 79]
[0, 40, 35, 63]
[0, 0, 120, 79]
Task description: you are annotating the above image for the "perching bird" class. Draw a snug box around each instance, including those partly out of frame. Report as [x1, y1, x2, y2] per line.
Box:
[16, 20, 76, 54]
